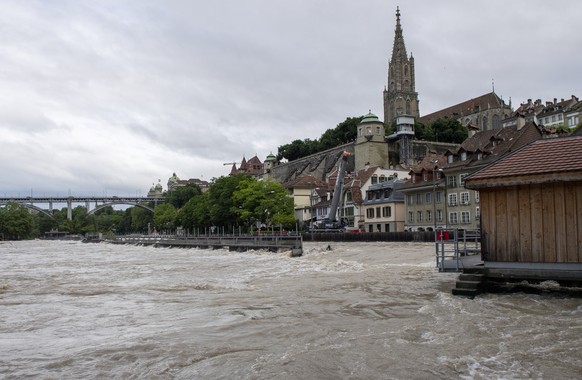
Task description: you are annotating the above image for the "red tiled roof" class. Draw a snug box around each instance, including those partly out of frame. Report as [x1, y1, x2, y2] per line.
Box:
[466, 135, 582, 183]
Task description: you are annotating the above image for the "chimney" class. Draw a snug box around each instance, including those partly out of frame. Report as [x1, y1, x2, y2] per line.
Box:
[554, 98, 557, 104]
[517, 116, 525, 130]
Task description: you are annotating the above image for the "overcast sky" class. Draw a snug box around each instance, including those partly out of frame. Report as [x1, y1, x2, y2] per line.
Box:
[2, 0, 580, 197]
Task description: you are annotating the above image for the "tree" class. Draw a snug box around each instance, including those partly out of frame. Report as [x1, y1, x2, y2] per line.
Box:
[277, 116, 363, 161]
[232, 179, 295, 232]
[414, 118, 467, 143]
[207, 174, 253, 230]
[319, 116, 362, 150]
[165, 184, 202, 209]
[131, 206, 153, 233]
[153, 203, 177, 233]
[176, 192, 210, 233]
[0, 203, 37, 240]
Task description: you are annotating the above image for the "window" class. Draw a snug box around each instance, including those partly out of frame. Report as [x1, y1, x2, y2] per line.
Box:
[382, 206, 392, 218]
[366, 208, 375, 218]
[416, 193, 423, 205]
[435, 191, 442, 204]
[460, 152, 467, 161]
[344, 206, 354, 217]
[460, 173, 469, 186]
[461, 211, 471, 224]
[346, 191, 353, 202]
[427, 210, 432, 222]
[407, 195, 414, 205]
[448, 193, 457, 206]
[437, 209, 443, 222]
[460, 192, 470, 205]
[376, 207, 381, 219]
[474, 191, 480, 204]
[476, 207, 480, 220]
[408, 211, 414, 223]
[448, 176, 457, 188]
[379, 175, 386, 183]
[449, 212, 458, 224]
[425, 192, 432, 204]
[417, 211, 423, 223]
[371, 175, 378, 185]
[376, 126, 381, 135]
[359, 128, 362, 137]
[447, 154, 453, 164]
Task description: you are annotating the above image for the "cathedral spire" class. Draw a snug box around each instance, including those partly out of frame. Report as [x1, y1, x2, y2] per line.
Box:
[391, 6, 408, 63]
[383, 7, 419, 125]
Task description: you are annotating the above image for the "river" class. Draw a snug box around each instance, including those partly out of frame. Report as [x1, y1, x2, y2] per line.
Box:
[1, 240, 581, 379]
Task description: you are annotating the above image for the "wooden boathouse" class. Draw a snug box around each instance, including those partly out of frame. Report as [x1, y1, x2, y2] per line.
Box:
[459, 135, 582, 295]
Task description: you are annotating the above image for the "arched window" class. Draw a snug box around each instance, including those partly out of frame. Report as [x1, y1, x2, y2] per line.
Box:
[483, 116, 488, 130]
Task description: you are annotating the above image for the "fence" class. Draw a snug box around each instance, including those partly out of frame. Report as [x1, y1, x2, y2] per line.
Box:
[302, 231, 434, 242]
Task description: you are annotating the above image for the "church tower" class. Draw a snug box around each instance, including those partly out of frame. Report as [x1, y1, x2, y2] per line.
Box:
[383, 7, 419, 126]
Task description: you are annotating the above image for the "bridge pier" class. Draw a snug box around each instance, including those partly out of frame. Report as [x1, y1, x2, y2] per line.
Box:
[67, 197, 73, 220]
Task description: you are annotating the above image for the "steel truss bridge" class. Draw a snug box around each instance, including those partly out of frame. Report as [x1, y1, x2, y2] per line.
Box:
[0, 196, 165, 220]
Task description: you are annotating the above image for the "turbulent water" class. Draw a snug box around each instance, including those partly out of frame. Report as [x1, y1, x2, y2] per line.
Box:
[1, 240, 581, 379]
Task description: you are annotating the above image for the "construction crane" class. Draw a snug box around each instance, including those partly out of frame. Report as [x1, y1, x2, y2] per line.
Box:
[311, 151, 351, 232]
[223, 162, 237, 166]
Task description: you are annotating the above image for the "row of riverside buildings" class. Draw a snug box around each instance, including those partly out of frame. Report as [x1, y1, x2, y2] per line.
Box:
[158, 8, 581, 237]
[223, 8, 581, 233]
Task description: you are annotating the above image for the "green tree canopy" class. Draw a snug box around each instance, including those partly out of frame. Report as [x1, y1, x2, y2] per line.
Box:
[176, 192, 210, 233]
[0, 203, 37, 240]
[232, 179, 295, 231]
[416, 118, 468, 144]
[165, 184, 202, 209]
[206, 174, 252, 229]
[277, 116, 363, 161]
[153, 203, 177, 233]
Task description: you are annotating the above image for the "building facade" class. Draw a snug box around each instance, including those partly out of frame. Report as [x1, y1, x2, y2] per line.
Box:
[362, 179, 407, 232]
[400, 122, 543, 231]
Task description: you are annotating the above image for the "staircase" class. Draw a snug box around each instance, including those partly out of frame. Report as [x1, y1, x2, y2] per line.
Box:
[452, 269, 485, 298]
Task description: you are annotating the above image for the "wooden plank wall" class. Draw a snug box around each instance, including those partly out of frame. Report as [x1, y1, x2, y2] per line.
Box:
[480, 182, 582, 263]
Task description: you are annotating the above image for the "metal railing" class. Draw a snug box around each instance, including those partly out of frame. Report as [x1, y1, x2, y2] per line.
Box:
[435, 228, 481, 272]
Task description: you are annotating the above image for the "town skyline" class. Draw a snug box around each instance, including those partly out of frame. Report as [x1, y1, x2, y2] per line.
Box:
[2, 1, 581, 196]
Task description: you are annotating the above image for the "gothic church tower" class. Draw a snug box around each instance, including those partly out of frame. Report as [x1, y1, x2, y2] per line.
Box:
[383, 7, 419, 126]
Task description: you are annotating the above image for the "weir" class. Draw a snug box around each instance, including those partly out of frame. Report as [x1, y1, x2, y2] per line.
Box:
[106, 234, 303, 257]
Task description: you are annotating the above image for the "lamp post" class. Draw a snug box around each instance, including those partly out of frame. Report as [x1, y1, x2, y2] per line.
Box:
[432, 167, 438, 231]
[432, 166, 446, 230]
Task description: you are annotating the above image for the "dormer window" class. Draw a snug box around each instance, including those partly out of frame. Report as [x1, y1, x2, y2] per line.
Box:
[477, 152, 483, 160]
[460, 152, 467, 161]
[447, 154, 454, 164]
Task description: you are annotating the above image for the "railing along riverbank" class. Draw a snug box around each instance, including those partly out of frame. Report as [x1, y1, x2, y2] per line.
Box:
[302, 231, 435, 242]
[106, 234, 304, 257]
